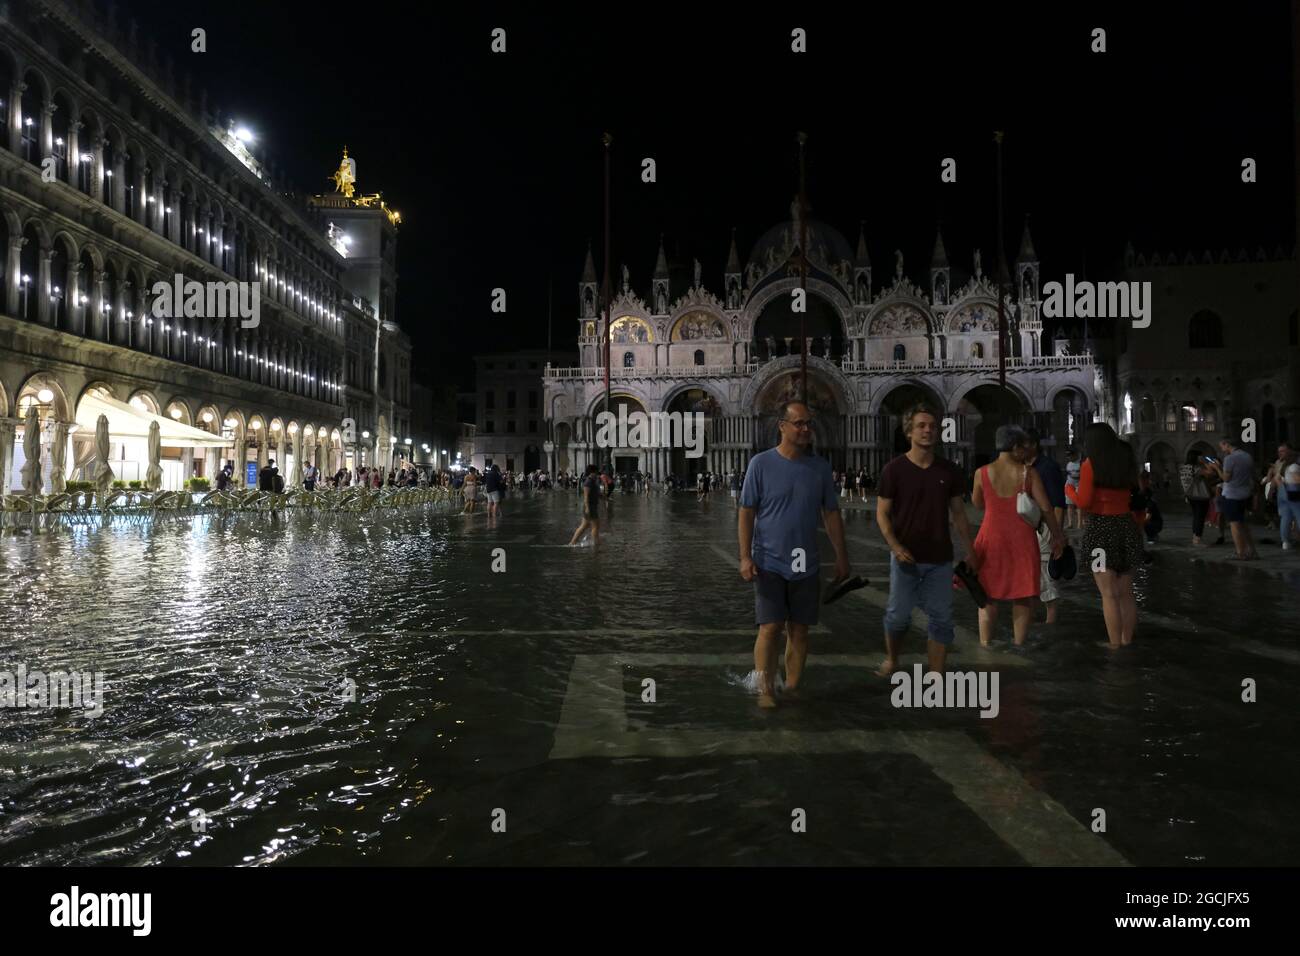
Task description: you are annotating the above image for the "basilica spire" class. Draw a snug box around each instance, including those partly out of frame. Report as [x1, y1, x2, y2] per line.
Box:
[651, 233, 670, 315]
[930, 226, 949, 268]
[1016, 215, 1040, 305]
[1017, 215, 1038, 263]
[853, 220, 872, 306]
[930, 226, 951, 305]
[724, 227, 743, 310]
[578, 239, 598, 323]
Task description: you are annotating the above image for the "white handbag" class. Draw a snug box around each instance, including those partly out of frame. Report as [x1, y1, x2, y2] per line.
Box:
[1016, 466, 1042, 529]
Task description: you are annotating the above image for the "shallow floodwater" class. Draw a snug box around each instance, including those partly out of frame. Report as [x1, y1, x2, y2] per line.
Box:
[0, 491, 1296, 865]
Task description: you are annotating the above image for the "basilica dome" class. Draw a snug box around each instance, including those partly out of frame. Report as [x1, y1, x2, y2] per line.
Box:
[748, 217, 854, 271]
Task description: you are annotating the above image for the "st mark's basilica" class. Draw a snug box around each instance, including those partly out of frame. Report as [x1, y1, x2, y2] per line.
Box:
[542, 202, 1099, 478]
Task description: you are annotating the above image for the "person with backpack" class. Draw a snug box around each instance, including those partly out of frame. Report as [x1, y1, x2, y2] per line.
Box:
[1183, 458, 1215, 546]
[258, 458, 278, 492]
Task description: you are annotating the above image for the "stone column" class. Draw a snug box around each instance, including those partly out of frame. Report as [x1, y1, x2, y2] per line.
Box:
[0, 419, 14, 494]
[95, 274, 108, 341]
[91, 134, 105, 203]
[40, 102, 56, 169]
[6, 80, 22, 154]
[134, 161, 147, 225]
[110, 144, 125, 213]
[7, 236, 24, 317]
[69, 260, 85, 336]
[66, 120, 81, 189]
[37, 249, 53, 326]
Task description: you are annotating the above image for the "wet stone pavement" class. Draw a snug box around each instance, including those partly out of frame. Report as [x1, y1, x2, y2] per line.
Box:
[0, 488, 1296, 865]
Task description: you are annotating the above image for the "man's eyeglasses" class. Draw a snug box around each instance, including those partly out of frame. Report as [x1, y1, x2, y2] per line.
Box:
[781, 419, 815, 429]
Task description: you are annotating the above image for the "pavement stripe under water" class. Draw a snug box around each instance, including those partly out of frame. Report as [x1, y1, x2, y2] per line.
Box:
[548, 651, 1128, 866]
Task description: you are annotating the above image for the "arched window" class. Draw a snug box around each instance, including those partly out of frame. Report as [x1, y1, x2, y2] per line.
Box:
[1123, 392, 1134, 431]
[623, 351, 634, 368]
[1201, 402, 1217, 433]
[971, 342, 984, 359]
[1163, 398, 1178, 432]
[1189, 310, 1223, 348]
[694, 349, 705, 366]
[893, 343, 906, 362]
[1181, 402, 1198, 432]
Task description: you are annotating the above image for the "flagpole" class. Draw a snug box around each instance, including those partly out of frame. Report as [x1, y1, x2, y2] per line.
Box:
[994, 130, 1008, 392]
[602, 132, 613, 473]
[797, 131, 809, 403]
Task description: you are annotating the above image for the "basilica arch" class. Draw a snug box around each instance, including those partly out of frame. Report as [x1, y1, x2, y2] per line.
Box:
[746, 278, 853, 363]
[744, 357, 854, 469]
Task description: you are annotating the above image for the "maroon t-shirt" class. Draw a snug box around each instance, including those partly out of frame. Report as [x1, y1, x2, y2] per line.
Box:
[877, 454, 966, 564]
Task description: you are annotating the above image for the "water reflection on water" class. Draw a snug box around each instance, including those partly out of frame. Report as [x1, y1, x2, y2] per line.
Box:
[0, 494, 1296, 866]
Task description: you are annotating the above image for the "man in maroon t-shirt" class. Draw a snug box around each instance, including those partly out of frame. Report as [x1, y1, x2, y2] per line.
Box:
[876, 403, 978, 675]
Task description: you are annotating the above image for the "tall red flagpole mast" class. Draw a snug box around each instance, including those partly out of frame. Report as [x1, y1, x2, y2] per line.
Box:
[602, 132, 612, 471]
[994, 130, 1008, 391]
[797, 132, 809, 403]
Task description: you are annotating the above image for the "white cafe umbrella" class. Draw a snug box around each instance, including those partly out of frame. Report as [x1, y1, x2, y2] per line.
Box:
[94, 413, 114, 498]
[145, 419, 163, 490]
[50, 422, 68, 494]
[289, 428, 303, 487]
[19, 406, 41, 497]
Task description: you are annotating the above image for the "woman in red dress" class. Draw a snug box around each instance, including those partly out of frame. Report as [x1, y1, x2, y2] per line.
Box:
[972, 425, 1065, 646]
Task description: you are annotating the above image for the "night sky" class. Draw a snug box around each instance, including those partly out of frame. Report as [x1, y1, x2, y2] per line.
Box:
[133, 1, 1295, 390]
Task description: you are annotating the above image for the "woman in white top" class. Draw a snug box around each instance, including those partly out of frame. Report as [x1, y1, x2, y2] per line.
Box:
[1271, 442, 1300, 549]
[461, 468, 479, 513]
[1064, 448, 1082, 529]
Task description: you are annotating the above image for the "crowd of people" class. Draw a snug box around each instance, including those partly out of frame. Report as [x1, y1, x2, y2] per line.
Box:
[726, 398, 1295, 707]
[212, 459, 455, 493]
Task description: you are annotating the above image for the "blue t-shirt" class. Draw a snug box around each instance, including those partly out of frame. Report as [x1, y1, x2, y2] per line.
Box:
[1033, 455, 1067, 509]
[1222, 449, 1254, 500]
[740, 448, 838, 580]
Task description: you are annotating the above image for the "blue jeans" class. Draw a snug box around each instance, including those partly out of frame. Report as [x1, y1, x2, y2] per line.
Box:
[1279, 484, 1300, 544]
[884, 556, 955, 645]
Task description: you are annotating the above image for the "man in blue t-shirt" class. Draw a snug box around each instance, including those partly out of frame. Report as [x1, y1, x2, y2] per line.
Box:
[1023, 428, 1067, 527]
[1213, 435, 1258, 559]
[739, 400, 851, 709]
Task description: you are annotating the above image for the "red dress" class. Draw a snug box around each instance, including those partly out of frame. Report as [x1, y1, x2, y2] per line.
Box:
[973, 466, 1040, 601]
